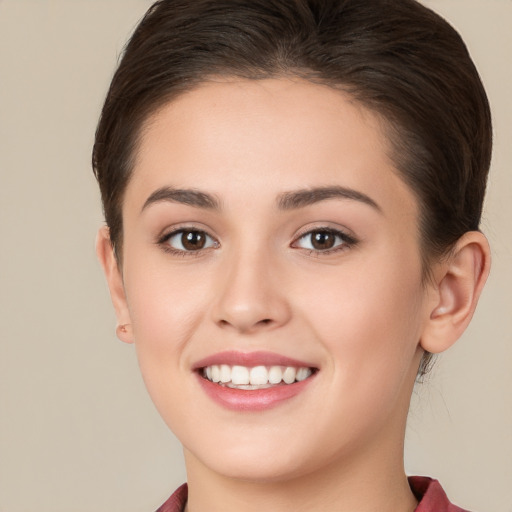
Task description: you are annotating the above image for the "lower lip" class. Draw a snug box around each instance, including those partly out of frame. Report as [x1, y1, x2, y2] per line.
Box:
[196, 373, 315, 411]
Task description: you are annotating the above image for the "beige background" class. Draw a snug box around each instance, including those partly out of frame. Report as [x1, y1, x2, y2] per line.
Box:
[0, 1, 510, 511]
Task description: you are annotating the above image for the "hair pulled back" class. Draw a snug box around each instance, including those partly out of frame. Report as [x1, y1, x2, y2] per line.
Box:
[92, 0, 492, 376]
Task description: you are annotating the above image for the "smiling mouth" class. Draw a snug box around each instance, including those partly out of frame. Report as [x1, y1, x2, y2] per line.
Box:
[201, 364, 315, 390]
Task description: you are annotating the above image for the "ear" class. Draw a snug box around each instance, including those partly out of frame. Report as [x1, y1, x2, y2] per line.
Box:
[420, 231, 491, 354]
[96, 226, 134, 344]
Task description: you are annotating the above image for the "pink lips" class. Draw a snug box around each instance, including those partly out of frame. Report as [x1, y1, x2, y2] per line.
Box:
[193, 350, 315, 370]
[193, 351, 317, 412]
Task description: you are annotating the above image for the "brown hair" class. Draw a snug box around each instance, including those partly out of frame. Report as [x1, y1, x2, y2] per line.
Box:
[92, 0, 492, 376]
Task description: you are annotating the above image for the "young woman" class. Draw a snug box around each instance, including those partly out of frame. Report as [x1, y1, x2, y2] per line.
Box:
[93, 1, 492, 510]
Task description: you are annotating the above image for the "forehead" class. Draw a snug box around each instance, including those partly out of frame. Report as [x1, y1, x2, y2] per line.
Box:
[129, 78, 418, 218]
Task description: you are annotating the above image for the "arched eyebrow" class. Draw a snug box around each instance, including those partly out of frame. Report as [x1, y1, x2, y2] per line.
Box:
[141, 185, 381, 213]
[277, 186, 381, 212]
[141, 186, 221, 212]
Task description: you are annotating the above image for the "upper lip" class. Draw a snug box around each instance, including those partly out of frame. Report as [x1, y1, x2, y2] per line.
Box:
[192, 350, 317, 370]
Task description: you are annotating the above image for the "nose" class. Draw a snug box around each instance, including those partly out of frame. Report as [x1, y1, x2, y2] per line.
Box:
[211, 249, 292, 334]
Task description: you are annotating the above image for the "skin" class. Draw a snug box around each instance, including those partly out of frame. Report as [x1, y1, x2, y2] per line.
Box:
[97, 78, 490, 512]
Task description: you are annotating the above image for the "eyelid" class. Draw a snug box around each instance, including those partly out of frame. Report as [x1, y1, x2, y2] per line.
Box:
[291, 225, 358, 254]
[156, 224, 219, 254]
[155, 223, 357, 256]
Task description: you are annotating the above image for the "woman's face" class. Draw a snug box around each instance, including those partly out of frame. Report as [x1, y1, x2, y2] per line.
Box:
[116, 79, 432, 481]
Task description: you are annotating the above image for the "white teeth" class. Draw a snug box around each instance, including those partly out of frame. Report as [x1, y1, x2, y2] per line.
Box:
[268, 366, 283, 384]
[211, 365, 221, 383]
[231, 365, 250, 385]
[220, 364, 231, 383]
[249, 366, 268, 385]
[202, 364, 314, 387]
[296, 367, 312, 381]
[282, 367, 296, 384]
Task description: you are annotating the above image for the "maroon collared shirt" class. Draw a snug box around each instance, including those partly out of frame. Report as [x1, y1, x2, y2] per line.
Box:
[156, 476, 470, 512]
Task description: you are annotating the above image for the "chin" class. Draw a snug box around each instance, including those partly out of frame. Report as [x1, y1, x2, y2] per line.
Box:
[194, 450, 315, 483]
[182, 427, 343, 485]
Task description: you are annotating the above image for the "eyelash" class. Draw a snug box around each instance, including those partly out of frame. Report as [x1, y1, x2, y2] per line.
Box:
[157, 227, 219, 256]
[292, 227, 358, 256]
[157, 227, 358, 256]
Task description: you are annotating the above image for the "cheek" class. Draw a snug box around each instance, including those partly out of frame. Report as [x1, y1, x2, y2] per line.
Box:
[303, 253, 426, 387]
[122, 261, 211, 427]
[122, 252, 212, 372]
[296, 261, 426, 449]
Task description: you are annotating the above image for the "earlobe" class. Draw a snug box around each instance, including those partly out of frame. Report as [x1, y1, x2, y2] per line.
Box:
[420, 231, 490, 354]
[96, 227, 134, 344]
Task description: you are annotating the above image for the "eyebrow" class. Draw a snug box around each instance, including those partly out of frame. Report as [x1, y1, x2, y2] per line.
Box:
[141, 186, 221, 212]
[141, 185, 381, 214]
[277, 186, 381, 212]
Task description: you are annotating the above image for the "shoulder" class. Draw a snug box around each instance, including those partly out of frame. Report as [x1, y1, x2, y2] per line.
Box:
[155, 483, 188, 512]
[409, 476, 472, 512]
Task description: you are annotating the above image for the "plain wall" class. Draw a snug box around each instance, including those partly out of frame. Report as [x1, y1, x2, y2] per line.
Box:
[0, 1, 510, 511]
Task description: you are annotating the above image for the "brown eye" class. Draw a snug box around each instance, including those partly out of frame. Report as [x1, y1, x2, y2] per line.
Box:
[294, 228, 355, 253]
[182, 230, 207, 250]
[165, 229, 217, 252]
[310, 231, 336, 250]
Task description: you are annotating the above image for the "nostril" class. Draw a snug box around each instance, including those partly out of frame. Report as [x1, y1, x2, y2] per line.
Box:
[216, 317, 275, 332]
